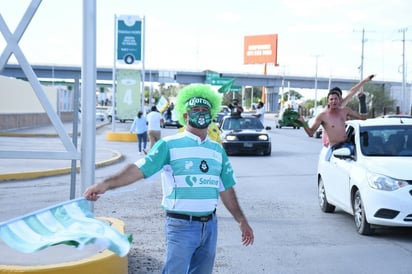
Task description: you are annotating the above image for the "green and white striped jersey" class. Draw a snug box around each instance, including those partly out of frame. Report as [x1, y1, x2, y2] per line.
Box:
[135, 131, 237, 216]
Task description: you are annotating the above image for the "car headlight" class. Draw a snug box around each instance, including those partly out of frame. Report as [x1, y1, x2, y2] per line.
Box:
[225, 135, 238, 141]
[367, 172, 409, 191]
[258, 135, 269, 141]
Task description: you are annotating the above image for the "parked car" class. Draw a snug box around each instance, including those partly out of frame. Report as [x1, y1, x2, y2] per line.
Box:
[96, 111, 106, 122]
[214, 105, 231, 124]
[106, 107, 133, 123]
[219, 115, 271, 156]
[106, 107, 116, 122]
[161, 109, 182, 128]
[317, 117, 412, 235]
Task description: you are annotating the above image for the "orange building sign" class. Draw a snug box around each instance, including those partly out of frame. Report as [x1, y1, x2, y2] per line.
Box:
[243, 34, 278, 65]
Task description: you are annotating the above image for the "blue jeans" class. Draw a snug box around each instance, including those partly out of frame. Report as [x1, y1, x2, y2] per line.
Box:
[137, 132, 147, 152]
[162, 215, 218, 274]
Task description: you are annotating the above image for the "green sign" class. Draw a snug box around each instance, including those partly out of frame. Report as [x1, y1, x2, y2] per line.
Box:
[117, 16, 142, 64]
[218, 78, 236, 93]
[210, 77, 234, 86]
[116, 69, 141, 120]
[229, 85, 242, 92]
[205, 71, 220, 83]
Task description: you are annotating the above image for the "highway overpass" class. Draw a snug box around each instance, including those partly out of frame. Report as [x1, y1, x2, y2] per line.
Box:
[1, 64, 400, 112]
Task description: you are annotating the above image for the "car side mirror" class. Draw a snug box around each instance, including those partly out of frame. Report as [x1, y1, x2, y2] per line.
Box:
[332, 147, 352, 159]
[265, 126, 272, 130]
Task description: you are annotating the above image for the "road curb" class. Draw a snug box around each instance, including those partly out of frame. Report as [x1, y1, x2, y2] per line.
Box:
[0, 149, 123, 182]
[0, 122, 109, 138]
[106, 131, 137, 142]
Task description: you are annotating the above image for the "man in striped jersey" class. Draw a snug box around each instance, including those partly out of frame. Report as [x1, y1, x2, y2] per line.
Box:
[84, 84, 254, 274]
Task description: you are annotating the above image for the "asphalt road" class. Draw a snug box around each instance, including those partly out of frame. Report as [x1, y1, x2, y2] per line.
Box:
[1, 117, 412, 273]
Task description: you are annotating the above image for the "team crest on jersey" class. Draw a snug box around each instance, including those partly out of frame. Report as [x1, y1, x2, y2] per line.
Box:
[199, 160, 209, 173]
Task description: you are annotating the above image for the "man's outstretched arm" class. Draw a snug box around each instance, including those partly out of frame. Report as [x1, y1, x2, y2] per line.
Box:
[341, 74, 375, 107]
[297, 115, 322, 138]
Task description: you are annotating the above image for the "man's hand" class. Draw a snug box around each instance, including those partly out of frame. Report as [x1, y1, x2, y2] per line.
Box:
[240, 221, 254, 246]
[296, 116, 307, 127]
[83, 182, 108, 201]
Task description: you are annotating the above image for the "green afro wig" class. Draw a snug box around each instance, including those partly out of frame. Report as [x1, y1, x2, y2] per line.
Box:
[175, 84, 222, 126]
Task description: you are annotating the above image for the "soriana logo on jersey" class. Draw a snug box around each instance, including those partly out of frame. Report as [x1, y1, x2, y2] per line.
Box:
[243, 34, 278, 65]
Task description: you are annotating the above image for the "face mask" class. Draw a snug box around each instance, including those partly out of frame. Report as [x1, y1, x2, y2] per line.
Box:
[188, 111, 211, 129]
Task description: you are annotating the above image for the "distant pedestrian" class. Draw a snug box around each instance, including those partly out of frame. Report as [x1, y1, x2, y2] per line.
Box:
[252, 101, 265, 125]
[146, 106, 164, 149]
[228, 98, 244, 116]
[130, 111, 148, 155]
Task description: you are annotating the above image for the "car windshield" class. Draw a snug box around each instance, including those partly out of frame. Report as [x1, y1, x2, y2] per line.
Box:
[221, 117, 264, 131]
[360, 125, 412, 156]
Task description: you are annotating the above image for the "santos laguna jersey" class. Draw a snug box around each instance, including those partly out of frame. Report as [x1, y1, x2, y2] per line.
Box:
[135, 131, 237, 216]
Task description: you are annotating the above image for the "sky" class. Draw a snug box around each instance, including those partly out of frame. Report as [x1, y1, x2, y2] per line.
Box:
[1, 0, 411, 84]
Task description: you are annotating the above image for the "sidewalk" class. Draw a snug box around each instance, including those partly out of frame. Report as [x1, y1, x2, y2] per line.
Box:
[0, 121, 123, 181]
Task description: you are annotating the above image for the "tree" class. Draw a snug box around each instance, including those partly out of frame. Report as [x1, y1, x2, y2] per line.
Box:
[282, 89, 302, 102]
[303, 99, 314, 112]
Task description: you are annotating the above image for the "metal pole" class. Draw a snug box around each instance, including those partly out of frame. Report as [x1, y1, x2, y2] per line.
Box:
[111, 14, 117, 131]
[149, 69, 152, 113]
[141, 16, 146, 110]
[70, 77, 80, 199]
[360, 28, 365, 81]
[314, 55, 319, 112]
[242, 86, 245, 107]
[80, 0, 96, 201]
[250, 87, 253, 109]
[401, 28, 407, 114]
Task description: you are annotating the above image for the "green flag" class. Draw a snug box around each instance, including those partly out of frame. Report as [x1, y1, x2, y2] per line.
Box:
[218, 78, 236, 93]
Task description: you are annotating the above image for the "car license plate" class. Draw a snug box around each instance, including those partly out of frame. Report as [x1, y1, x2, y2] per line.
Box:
[243, 142, 253, 148]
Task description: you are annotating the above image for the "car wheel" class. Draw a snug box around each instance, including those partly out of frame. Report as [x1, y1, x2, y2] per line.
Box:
[353, 190, 374, 235]
[318, 177, 335, 213]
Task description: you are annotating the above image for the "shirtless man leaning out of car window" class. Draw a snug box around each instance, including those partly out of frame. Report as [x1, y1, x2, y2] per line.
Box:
[320, 74, 375, 147]
[298, 87, 369, 160]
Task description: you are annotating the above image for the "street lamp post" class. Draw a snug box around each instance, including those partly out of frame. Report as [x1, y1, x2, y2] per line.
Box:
[314, 55, 320, 113]
[250, 86, 254, 109]
[399, 28, 407, 114]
